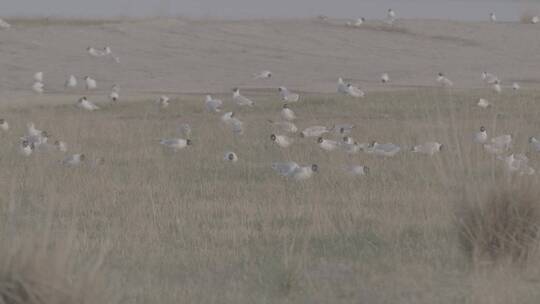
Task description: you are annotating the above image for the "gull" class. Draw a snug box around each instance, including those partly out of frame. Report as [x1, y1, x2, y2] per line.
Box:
[437, 73, 453, 87]
[529, 137, 540, 152]
[271, 134, 293, 148]
[481, 72, 498, 84]
[318, 137, 338, 151]
[300, 126, 329, 138]
[0, 119, 8, 132]
[19, 140, 34, 157]
[281, 104, 296, 121]
[342, 136, 354, 145]
[160, 138, 192, 151]
[278, 87, 300, 102]
[268, 120, 298, 133]
[412, 142, 443, 156]
[500, 154, 535, 175]
[109, 84, 120, 102]
[532, 16, 539, 24]
[222, 112, 244, 135]
[367, 141, 401, 157]
[253, 70, 272, 80]
[272, 162, 318, 181]
[25, 131, 49, 148]
[85, 76, 97, 90]
[0, 18, 11, 29]
[345, 165, 369, 176]
[381, 73, 390, 83]
[473, 126, 488, 144]
[387, 9, 396, 24]
[346, 84, 365, 98]
[205, 95, 223, 113]
[224, 151, 238, 162]
[512, 82, 520, 91]
[233, 88, 255, 106]
[62, 153, 85, 167]
[332, 124, 354, 135]
[157, 95, 170, 108]
[492, 80, 502, 94]
[87, 47, 104, 57]
[34, 72, 43, 82]
[77, 97, 100, 111]
[346, 18, 365, 27]
[177, 123, 192, 138]
[337, 78, 349, 95]
[490, 13, 497, 22]
[27, 122, 42, 137]
[54, 140, 68, 152]
[65, 75, 77, 88]
[477, 98, 490, 108]
[103, 46, 112, 55]
[32, 82, 44, 93]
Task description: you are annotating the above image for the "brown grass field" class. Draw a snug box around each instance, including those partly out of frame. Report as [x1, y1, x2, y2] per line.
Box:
[1, 88, 540, 303]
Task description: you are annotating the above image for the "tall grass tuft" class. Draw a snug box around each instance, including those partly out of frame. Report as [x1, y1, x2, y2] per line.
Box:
[458, 181, 540, 266]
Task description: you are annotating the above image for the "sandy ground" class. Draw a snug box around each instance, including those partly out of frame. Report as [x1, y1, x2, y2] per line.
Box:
[0, 17, 539, 105]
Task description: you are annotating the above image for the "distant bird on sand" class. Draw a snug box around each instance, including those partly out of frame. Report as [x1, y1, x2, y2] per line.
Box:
[477, 98, 490, 108]
[532, 16, 539, 24]
[77, 97, 99, 111]
[0, 119, 8, 132]
[512, 82, 520, 91]
[490, 13, 497, 22]
[387, 9, 396, 24]
[224, 151, 238, 162]
[205, 95, 223, 113]
[278, 87, 300, 102]
[437, 73, 453, 87]
[233, 88, 255, 106]
[381, 73, 390, 83]
[65, 75, 77, 88]
[160, 138, 192, 151]
[0, 18, 11, 29]
[281, 104, 296, 121]
[85, 76, 97, 90]
[272, 162, 318, 181]
[157, 95, 170, 108]
[253, 70, 272, 80]
[32, 82, 44, 93]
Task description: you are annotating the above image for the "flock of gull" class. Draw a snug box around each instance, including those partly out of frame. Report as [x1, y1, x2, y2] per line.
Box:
[0, 11, 539, 180]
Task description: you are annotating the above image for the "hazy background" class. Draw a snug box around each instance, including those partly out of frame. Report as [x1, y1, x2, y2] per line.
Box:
[3, 0, 540, 21]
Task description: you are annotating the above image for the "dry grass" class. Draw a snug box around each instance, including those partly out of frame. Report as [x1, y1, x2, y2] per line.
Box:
[1, 88, 540, 303]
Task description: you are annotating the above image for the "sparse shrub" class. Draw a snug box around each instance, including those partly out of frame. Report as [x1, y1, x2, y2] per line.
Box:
[458, 181, 540, 265]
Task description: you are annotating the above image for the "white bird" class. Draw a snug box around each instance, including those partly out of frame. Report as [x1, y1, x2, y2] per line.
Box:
[0, 119, 8, 132]
[512, 82, 520, 91]
[221, 112, 235, 123]
[205, 95, 223, 113]
[26, 122, 42, 137]
[33, 72, 43, 82]
[345, 165, 369, 176]
[412, 142, 443, 156]
[222, 112, 244, 135]
[529, 137, 540, 152]
[500, 154, 535, 175]
[278, 87, 300, 102]
[481, 72, 498, 84]
[332, 124, 354, 135]
[233, 88, 255, 106]
[25, 131, 49, 148]
[62, 153, 85, 166]
[492, 80, 502, 94]
[355, 17, 366, 26]
[157, 95, 170, 108]
[381, 73, 390, 83]
[224, 151, 238, 162]
[477, 98, 490, 108]
[87, 47, 104, 57]
[367, 142, 401, 157]
[253, 70, 272, 80]
[54, 140, 68, 152]
[474, 126, 488, 144]
[270, 134, 293, 148]
[532, 16, 540, 24]
[387, 9, 396, 24]
[103, 46, 112, 55]
[346, 84, 365, 98]
[337, 78, 349, 95]
[342, 136, 354, 145]
[19, 140, 34, 157]
[318, 137, 338, 151]
[437, 73, 453, 87]
[109, 90, 119, 102]
[268, 120, 298, 133]
[32, 82, 44, 93]
[272, 162, 318, 181]
[300, 126, 329, 138]
[0, 18, 11, 29]
[84, 76, 97, 90]
[160, 138, 192, 151]
[77, 97, 99, 111]
[281, 104, 296, 121]
[490, 13, 497, 22]
[65, 75, 77, 88]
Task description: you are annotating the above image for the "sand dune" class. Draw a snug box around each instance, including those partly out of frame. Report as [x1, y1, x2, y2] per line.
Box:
[0, 17, 539, 104]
